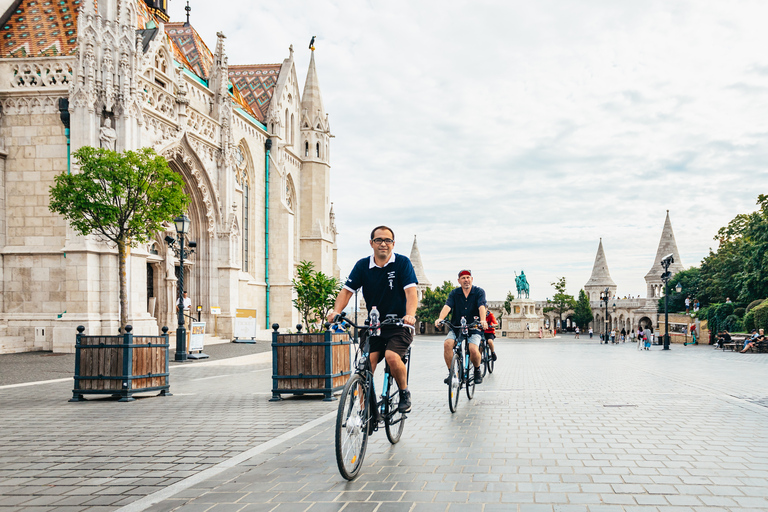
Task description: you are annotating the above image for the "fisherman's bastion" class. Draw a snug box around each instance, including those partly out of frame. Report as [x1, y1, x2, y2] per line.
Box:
[0, 0, 338, 353]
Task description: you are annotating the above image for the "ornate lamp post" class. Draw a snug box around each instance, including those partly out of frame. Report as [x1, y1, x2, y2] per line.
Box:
[612, 303, 616, 342]
[600, 288, 610, 344]
[660, 254, 674, 350]
[165, 214, 196, 362]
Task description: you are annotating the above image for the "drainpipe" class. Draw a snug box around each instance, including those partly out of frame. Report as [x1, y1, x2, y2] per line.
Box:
[58, 98, 70, 174]
[264, 138, 272, 328]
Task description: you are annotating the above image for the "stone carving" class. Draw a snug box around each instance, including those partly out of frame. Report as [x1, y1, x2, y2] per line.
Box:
[10, 59, 74, 88]
[99, 117, 117, 150]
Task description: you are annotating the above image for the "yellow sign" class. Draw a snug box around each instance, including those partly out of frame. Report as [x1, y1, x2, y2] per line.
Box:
[210, 306, 221, 315]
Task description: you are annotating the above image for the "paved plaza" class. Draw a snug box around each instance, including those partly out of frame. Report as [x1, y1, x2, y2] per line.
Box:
[1, 336, 768, 512]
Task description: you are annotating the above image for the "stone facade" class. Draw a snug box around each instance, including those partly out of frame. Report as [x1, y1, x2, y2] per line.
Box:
[0, 0, 337, 353]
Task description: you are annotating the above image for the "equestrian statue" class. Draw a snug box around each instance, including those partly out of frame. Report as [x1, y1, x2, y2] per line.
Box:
[515, 271, 530, 299]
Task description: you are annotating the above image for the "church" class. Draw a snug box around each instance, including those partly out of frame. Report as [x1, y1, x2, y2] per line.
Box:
[0, 0, 338, 352]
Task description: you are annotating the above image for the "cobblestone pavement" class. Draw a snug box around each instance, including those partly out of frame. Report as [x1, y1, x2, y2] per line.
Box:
[2, 336, 768, 512]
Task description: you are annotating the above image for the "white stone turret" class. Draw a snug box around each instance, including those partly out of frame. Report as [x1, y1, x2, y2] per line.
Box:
[408, 235, 431, 302]
[584, 238, 617, 301]
[645, 210, 684, 299]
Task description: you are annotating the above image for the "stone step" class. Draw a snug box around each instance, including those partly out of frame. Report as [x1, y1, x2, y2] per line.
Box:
[0, 336, 41, 354]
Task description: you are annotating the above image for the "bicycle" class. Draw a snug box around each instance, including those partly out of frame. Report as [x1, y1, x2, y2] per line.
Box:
[440, 317, 481, 413]
[479, 333, 494, 377]
[332, 312, 413, 480]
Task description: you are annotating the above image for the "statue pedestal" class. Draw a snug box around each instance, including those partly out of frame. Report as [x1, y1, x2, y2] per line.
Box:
[502, 299, 545, 339]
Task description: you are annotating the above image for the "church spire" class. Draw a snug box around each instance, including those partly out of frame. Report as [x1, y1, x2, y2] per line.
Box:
[585, 238, 617, 289]
[409, 235, 431, 289]
[645, 210, 683, 280]
[301, 50, 326, 130]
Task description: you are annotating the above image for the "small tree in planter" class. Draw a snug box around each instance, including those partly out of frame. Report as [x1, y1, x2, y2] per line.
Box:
[49, 146, 188, 333]
[292, 260, 341, 332]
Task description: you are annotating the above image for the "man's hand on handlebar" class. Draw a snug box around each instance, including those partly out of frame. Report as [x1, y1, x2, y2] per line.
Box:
[435, 318, 445, 328]
[403, 315, 416, 326]
[481, 320, 488, 330]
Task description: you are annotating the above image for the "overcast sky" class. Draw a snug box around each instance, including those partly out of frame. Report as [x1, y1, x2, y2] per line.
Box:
[170, 0, 768, 301]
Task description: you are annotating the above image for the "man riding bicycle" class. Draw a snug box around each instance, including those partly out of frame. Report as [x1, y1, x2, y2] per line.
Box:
[434, 270, 488, 384]
[484, 308, 498, 362]
[327, 226, 418, 413]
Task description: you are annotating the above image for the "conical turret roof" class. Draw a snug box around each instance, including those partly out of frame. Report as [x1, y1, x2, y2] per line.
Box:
[645, 210, 683, 280]
[585, 238, 617, 288]
[409, 235, 431, 288]
[301, 51, 326, 127]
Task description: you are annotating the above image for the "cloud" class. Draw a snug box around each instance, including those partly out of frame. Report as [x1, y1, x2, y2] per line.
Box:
[169, 0, 768, 300]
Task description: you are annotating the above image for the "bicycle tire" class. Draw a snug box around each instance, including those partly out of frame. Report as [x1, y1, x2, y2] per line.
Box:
[335, 374, 370, 480]
[384, 371, 405, 444]
[465, 340, 475, 400]
[487, 344, 495, 374]
[480, 340, 488, 378]
[448, 352, 461, 413]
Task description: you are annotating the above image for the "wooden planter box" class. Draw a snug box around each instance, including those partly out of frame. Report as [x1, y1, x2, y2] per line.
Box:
[270, 326, 352, 401]
[70, 325, 171, 402]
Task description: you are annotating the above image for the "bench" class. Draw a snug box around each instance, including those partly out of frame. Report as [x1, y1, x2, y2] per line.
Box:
[721, 335, 748, 351]
[741, 339, 768, 353]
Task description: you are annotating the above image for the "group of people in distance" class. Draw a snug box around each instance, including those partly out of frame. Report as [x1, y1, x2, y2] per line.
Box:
[326, 225, 498, 415]
[714, 328, 765, 352]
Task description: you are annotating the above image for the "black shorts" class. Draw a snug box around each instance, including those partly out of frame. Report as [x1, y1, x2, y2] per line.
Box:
[484, 332, 496, 340]
[364, 325, 413, 359]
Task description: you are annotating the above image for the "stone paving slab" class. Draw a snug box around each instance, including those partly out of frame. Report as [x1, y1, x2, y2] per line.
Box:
[2, 336, 768, 511]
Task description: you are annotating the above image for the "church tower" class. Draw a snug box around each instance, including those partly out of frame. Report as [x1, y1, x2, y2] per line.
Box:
[645, 211, 684, 299]
[299, 49, 334, 276]
[408, 236, 431, 302]
[584, 238, 617, 301]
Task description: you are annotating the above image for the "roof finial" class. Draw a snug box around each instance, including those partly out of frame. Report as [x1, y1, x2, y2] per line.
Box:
[309, 35, 316, 51]
[184, 1, 191, 26]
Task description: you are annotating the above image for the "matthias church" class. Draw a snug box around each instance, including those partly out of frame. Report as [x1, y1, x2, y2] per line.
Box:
[0, 0, 338, 352]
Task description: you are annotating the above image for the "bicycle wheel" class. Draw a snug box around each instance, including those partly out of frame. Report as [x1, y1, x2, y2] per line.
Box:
[486, 343, 495, 374]
[465, 345, 475, 400]
[384, 372, 406, 444]
[335, 374, 370, 480]
[448, 352, 461, 413]
[480, 341, 488, 378]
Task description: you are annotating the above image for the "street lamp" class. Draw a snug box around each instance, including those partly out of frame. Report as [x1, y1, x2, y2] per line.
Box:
[660, 253, 674, 350]
[166, 214, 196, 362]
[600, 288, 610, 344]
[612, 303, 616, 342]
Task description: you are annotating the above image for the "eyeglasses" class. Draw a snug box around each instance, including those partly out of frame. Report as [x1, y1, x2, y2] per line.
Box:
[372, 238, 394, 245]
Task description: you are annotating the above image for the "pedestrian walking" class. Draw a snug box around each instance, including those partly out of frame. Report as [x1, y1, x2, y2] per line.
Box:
[589, 327, 593, 339]
[575, 326, 580, 339]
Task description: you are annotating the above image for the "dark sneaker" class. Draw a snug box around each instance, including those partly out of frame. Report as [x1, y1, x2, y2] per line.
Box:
[474, 368, 483, 385]
[444, 375, 451, 384]
[373, 406, 383, 424]
[398, 389, 411, 413]
[491, 352, 498, 361]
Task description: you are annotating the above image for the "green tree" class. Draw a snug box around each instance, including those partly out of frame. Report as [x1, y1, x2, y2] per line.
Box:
[503, 291, 514, 315]
[573, 289, 593, 329]
[544, 277, 576, 331]
[699, 195, 768, 306]
[416, 280, 453, 324]
[656, 267, 703, 314]
[49, 146, 188, 332]
[291, 260, 341, 332]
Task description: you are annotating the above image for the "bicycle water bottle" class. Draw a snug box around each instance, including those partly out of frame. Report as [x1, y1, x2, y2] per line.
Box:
[461, 316, 467, 335]
[370, 306, 380, 337]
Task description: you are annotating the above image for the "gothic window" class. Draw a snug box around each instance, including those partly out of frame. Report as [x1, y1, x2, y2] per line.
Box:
[316, 142, 320, 158]
[285, 109, 290, 144]
[234, 145, 245, 169]
[148, 242, 159, 255]
[291, 114, 294, 144]
[304, 141, 308, 157]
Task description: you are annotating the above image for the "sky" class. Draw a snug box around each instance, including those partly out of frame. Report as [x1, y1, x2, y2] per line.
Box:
[168, 0, 768, 301]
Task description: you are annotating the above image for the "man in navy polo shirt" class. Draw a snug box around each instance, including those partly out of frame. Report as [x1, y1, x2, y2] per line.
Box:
[327, 225, 418, 413]
[435, 270, 488, 384]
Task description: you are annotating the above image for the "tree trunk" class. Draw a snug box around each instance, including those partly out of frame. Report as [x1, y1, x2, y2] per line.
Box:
[118, 240, 129, 334]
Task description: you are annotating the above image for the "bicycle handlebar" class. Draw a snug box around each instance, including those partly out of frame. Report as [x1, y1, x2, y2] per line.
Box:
[329, 312, 414, 333]
[438, 319, 483, 330]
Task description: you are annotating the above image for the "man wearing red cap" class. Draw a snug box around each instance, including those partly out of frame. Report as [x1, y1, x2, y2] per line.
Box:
[435, 270, 488, 384]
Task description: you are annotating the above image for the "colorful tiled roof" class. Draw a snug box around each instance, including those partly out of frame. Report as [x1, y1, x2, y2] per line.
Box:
[165, 22, 213, 80]
[228, 64, 281, 123]
[0, 0, 82, 57]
